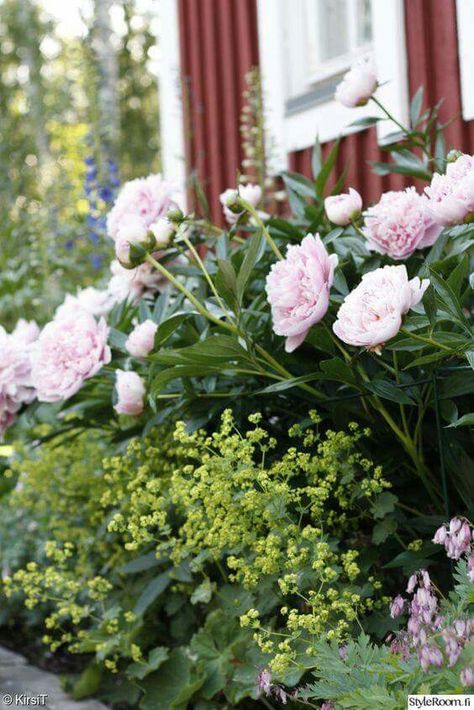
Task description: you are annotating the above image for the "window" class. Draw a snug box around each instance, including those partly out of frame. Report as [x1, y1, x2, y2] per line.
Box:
[456, 0, 474, 122]
[305, 0, 372, 83]
[258, 0, 409, 173]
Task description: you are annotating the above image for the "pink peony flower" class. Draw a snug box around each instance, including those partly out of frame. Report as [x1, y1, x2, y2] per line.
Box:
[425, 153, 474, 225]
[333, 265, 429, 354]
[266, 234, 338, 353]
[12, 319, 40, 345]
[107, 174, 178, 241]
[0, 325, 37, 436]
[55, 288, 115, 320]
[219, 183, 262, 224]
[31, 314, 111, 402]
[107, 259, 167, 304]
[114, 369, 145, 415]
[363, 188, 442, 259]
[325, 188, 362, 226]
[335, 56, 377, 107]
[125, 319, 158, 358]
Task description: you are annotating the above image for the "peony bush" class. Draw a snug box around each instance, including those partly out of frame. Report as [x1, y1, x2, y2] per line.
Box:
[0, 65, 473, 708]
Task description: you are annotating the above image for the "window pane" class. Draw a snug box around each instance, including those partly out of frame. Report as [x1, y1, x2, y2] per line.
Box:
[356, 0, 372, 46]
[317, 0, 349, 62]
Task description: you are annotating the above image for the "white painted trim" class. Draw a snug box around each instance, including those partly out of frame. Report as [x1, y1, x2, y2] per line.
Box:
[257, 0, 409, 174]
[257, 0, 288, 174]
[456, 0, 474, 122]
[156, 0, 187, 209]
[372, 0, 409, 142]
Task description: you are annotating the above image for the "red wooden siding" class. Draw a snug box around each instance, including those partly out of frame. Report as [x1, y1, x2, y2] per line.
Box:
[178, 0, 474, 218]
[178, 0, 259, 223]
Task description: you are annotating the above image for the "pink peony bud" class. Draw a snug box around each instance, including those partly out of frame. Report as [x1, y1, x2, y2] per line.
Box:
[335, 56, 377, 107]
[239, 183, 262, 206]
[125, 320, 158, 358]
[266, 234, 338, 353]
[150, 218, 174, 247]
[115, 215, 150, 267]
[363, 188, 442, 260]
[114, 369, 145, 416]
[333, 265, 429, 354]
[219, 184, 262, 224]
[324, 188, 362, 226]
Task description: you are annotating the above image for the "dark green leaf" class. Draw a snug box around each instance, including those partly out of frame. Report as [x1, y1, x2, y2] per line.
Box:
[134, 572, 171, 616]
[320, 358, 358, 387]
[281, 171, 315, 199]
[365, 379, 415, 405]
[410, 86, 424, 127]
[429, 268, 469, 330]
[312, 136, 322, 178]
[447, 413, 474, 428]
[236, 232, 264, 303]
[119, 552, 164, 575]
[316, 138, 340, 197]
[349, 116, 381, 129]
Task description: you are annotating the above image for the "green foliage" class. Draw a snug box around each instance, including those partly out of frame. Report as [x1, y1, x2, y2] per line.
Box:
[303, 564, 474, 708]
[3, 411, 397, 706]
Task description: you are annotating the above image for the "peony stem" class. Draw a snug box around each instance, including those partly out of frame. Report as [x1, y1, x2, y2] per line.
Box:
[239, 199, 283, 260]
[145, 254, 237, 335]
[370, 95, 431, 160]
[179, 230, 230, 318]
[400, 328, 451, 352]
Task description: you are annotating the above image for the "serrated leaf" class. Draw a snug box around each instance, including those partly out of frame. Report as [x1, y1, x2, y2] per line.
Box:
[371, 492, 398, 519]
[372, 516, 397, 544]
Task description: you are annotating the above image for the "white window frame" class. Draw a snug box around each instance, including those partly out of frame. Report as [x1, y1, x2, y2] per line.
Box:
[456, 0, 474, 122]
[258, 0, 409, 174]
[304, 0, 372, 85]
[156, 0, 187, 209]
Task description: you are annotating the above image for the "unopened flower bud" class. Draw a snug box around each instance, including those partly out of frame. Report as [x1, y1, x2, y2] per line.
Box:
[167, 207, 185, 225]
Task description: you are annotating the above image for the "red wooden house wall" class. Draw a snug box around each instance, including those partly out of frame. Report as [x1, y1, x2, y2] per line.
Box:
[177, 0, 474, 222]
